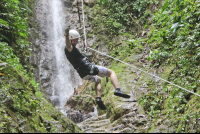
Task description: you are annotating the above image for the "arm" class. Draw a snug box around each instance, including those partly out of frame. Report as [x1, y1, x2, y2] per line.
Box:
[65, 26, 73, 52]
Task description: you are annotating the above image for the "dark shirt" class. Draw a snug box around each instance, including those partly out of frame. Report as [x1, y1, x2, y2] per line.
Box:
[64, 45, 91, 78]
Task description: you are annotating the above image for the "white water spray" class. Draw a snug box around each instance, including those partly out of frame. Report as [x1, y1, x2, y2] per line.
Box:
[50, 0, 82, 107]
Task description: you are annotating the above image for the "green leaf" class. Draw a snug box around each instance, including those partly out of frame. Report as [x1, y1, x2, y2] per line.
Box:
[171, 22, 179, 29]
[162, 0, 169, 12]
[151, 101, 158, 105]
[0, 18, 9, 29]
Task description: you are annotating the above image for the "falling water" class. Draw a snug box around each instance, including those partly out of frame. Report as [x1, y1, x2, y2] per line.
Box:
[49, 0, 82, 108]
[33, 0, 98, 121]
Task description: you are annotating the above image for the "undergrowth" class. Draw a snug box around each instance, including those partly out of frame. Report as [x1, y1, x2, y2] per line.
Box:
[88, 0, 200, 132]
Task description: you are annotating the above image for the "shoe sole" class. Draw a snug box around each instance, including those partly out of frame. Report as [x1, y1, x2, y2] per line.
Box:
[114, 93, 130, 98]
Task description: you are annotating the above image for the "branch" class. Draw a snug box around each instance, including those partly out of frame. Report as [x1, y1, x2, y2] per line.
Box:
[129, 14, 143, 30]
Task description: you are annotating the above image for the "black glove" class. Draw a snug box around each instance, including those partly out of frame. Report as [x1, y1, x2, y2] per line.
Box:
[65, 25, 70, 36]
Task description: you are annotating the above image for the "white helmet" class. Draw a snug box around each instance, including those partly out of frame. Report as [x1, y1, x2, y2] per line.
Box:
[69, 29, 81, 40]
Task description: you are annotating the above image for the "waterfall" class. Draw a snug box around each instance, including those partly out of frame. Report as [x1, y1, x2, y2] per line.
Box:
[32, 0, 98, 122]
[49, 0, 82, 108]
[32, 0, 83, 112]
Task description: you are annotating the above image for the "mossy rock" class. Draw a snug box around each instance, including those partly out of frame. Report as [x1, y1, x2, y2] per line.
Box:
[66, 95, 95, 114]
[0, 62, 83, 133]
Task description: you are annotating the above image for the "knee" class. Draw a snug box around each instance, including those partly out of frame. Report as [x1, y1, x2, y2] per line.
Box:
[95, 78, 101, 91]
[96, 77, 101, 84]
[107, 69, 115, 77]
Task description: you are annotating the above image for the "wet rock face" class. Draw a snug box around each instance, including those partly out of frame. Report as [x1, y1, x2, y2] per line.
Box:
[64, 106, 94, 123]
[29, 0, 102, 124]
[63, 95, 97, 123]
[77, 110, 149, 133]
[30, 0, 84, 106]
[29, 0, 55, 98]
[66, 95, 94, 113]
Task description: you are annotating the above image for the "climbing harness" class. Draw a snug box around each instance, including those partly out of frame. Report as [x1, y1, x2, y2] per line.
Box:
[79, 0, 200, 97]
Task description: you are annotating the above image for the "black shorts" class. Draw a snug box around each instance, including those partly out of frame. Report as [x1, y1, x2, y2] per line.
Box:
[82, 66, 108, 84]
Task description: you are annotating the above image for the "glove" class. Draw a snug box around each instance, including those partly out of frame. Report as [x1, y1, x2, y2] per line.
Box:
[65, 25, 70, 36]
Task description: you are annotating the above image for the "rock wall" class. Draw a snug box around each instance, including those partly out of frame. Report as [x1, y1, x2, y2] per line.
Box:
[29, 0, 83, 107]
[29, 0, 111, 126]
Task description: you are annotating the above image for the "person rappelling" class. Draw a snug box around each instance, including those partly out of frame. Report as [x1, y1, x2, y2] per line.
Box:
[64, 26, 130, 110]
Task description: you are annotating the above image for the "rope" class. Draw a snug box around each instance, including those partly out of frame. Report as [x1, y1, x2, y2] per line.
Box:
[81, 0, 87, 50]
[80, 0, 200, 97]
[87, 47, 200, 97]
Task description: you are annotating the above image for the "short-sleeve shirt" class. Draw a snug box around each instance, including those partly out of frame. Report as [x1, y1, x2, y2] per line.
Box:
[64, 45, 90, 78]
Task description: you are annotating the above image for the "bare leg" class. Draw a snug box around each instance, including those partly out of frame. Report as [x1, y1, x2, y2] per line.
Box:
[107, 69, 119, 89]
[95, 77, 106, 110]
[107, 69, 130, 98]
[95, 77, 101, 97]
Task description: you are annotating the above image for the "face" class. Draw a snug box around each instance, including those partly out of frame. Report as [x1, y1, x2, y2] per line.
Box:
[71, 38, 78, 46]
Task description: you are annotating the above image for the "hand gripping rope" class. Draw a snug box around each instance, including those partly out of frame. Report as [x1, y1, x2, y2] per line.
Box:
[80, 0, 200, 97]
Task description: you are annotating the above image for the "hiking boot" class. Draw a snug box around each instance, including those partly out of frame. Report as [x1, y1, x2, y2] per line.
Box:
[114, 88, 130, 98]
[96, 97, 106, 110]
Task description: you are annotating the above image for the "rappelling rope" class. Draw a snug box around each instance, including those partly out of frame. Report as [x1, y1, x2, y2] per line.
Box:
[80, 0, 200, 97]
[87, 47, 200, 97]
[81, 0, 87, 52]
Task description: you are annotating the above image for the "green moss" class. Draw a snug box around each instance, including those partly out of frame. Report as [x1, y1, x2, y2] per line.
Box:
[160, 64, 175, 80]
[71, 0, 200, 132]
[0, 60, 83, 133]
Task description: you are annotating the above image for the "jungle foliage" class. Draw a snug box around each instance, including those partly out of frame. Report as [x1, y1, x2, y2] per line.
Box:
[91, 0, 200, 132]
[0, 0, 32, 71]
[0, 0, 83, 133]
[0, 0, 37, 91]
[0, 0, 43, 132]
[1, 0, 200, 132]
